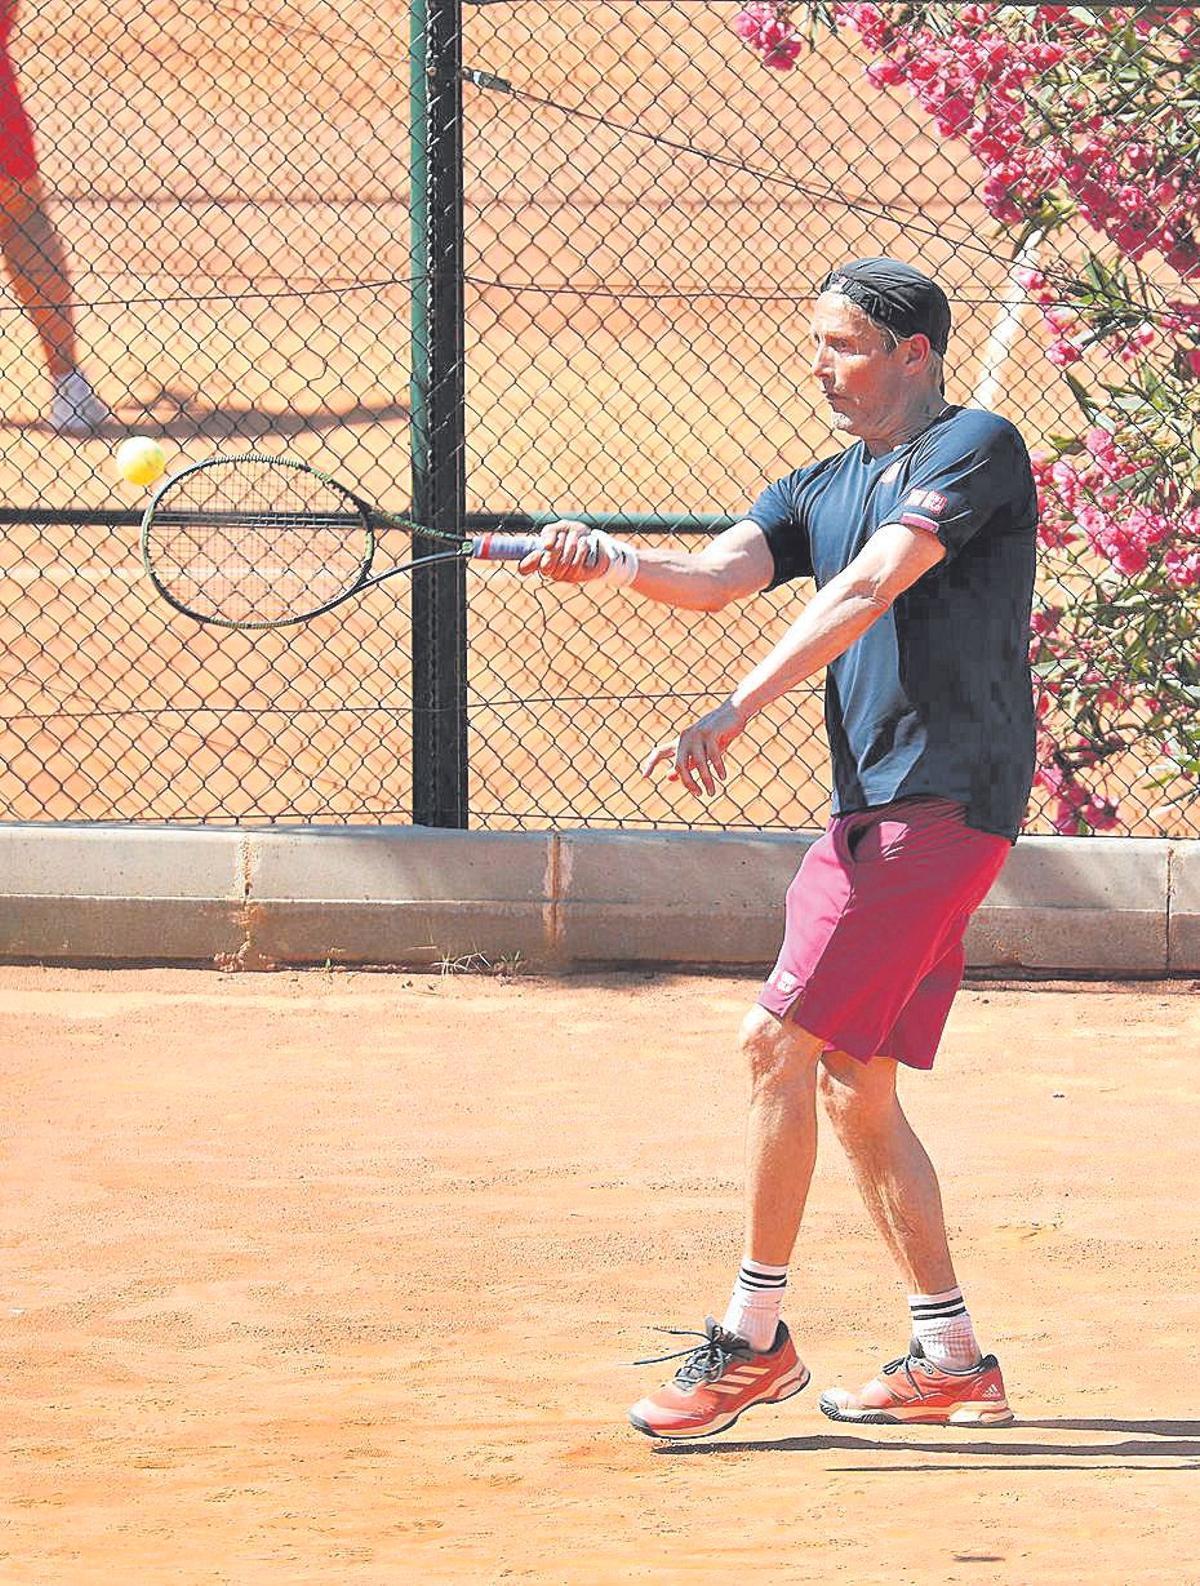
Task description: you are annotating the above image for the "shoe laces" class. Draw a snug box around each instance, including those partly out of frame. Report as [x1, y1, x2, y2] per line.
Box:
[881, 1354, 917, 1378]
[879, 1341, 975, 1388]
[879, 1341, 929, 1391]
[633, 1320, 749, 1387]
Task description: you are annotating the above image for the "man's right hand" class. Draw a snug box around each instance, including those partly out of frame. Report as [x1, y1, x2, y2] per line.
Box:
[517, 521, 609, 583]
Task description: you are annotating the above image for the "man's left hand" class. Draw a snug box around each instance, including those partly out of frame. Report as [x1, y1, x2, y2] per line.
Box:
[641, 700, 749, 796]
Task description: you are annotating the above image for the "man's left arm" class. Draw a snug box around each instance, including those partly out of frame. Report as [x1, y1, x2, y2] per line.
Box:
[643, 521, 945, 795]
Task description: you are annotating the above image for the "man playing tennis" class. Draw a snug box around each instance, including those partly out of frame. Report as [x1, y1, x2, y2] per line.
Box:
[522, 257, 1037, 1436]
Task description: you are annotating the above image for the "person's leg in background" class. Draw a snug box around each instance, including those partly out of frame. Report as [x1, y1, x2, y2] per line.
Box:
[0, 24, 108, 432]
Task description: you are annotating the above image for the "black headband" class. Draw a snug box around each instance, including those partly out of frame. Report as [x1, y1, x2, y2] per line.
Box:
[819, 257, 952, 354]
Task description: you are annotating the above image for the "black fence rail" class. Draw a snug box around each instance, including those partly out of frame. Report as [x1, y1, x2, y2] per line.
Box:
[0, 0, 1195, 835]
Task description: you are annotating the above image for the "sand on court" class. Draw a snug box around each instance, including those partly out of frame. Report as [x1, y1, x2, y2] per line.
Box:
[1, 964, 1198, 1585]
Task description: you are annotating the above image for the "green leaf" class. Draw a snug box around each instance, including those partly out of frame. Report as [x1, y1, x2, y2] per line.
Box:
[1063, 371, 1097, 417]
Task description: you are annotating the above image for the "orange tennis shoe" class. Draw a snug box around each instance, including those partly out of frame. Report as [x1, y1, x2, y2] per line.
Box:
[819, 1339, 1014, 1426]
[628, 1316, 810, 1440]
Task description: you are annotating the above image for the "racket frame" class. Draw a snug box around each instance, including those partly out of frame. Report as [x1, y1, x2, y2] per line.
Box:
[140, 453, 478, 630]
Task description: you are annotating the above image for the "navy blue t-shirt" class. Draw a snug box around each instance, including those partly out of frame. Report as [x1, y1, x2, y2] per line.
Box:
[748, 405, 1037, 841]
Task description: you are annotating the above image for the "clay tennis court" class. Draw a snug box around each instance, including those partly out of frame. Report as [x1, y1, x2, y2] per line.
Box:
[3, 965, 1197, 1584]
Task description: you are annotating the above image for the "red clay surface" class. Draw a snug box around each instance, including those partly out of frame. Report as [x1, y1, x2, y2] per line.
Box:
[2, 965, 1198, 1584]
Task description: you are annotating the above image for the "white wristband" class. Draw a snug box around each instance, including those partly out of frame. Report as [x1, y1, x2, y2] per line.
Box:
[589, 530, 640, 588]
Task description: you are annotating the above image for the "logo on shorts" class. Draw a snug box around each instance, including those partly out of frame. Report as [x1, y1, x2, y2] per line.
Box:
[904, 487, 947, 514]
[772, 970, 799, 995]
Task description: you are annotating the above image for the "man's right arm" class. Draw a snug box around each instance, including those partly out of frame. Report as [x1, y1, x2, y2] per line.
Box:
[519, 518, 776, 612]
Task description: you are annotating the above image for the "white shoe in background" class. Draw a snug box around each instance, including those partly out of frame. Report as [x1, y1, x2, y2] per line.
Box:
[48, 370, 111, 435]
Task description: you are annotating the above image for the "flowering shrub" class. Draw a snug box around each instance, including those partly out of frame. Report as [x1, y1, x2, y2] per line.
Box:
[731, 1, 807, 67]
[731, 2, 1200, 834]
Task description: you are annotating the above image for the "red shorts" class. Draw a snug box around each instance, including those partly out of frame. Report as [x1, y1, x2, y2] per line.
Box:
[757, 796, 1010, 1070]
[0, 22, 38, 183]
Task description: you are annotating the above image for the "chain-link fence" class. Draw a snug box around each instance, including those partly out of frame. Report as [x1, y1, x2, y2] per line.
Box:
[0, 0, 1195, 833]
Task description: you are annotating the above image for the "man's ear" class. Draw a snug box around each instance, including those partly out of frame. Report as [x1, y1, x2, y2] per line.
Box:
[903, 333, 933, 375]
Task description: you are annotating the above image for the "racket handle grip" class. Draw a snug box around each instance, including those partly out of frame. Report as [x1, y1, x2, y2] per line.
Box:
[470, 532, 542, 562]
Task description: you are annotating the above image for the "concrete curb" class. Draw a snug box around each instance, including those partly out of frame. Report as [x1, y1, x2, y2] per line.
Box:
[0, 823, 1195, 975]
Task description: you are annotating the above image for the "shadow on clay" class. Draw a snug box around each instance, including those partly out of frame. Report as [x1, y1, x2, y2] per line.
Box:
[1, 389, 411, 442]
[653, 1419, 1200, 1468]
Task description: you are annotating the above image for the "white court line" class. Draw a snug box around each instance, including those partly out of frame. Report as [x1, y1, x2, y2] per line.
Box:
[973, 235, 1042, 411]
[0, 565, 351, 586]
[0, 565, 145, 586]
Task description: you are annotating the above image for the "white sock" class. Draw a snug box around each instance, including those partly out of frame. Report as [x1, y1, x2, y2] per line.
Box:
[722, 1257, 787, 1352]
[908, 1286, 982, 1370]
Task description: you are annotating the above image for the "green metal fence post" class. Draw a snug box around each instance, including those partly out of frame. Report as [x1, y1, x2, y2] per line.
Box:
[410, 0, 468, 829]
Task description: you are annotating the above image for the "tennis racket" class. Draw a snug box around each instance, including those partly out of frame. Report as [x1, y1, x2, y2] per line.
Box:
[140, 453, 543, 629]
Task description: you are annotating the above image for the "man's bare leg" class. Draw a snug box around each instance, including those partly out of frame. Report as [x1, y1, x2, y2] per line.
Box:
[815, 1048, 1015, 1424]
[715, 1007, 827, 1351]
[817, 1049, 956, 1293]
[738, 1007, 827, 1264]
[626, 1007, 825, 1438]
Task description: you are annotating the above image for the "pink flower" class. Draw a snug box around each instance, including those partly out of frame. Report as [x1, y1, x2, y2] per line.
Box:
[982, 176, 1025, 223]
[1027, 41, 1069, 69]
[732, 3, 805, 68]
[1037, 517, 1077, 550]
[763, 35, 804, 69]
[1164, 546, 1200, 586]
[1109, 537, 1150, 576]
[1125, 142, 1156, 173]
[1030, 605, 1064, 636]
[1084, 425, 1117, 462]
[1043, 306, 1081, 333]
[1126, 507, 1172, 549]
[1049, 458, 1081, 507]
[1114, 323, 1156, 362]
[757, 15, 794, 49]
[1035, 763, 1067, 796]
[836, 3, 891, 50]
[1051, 800, 1083, 835]
[732, 3, 776, 42]
[1046, 338, 1083, 366]
[1014, 266, 1048, 293]
[1082, 795, 1121, 832]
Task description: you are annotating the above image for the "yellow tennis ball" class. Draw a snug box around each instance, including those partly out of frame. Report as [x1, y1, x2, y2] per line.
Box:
[115, 435, 167, 487]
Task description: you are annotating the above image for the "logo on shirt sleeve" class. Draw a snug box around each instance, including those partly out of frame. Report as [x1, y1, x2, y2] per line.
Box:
[904, 487, 948, 515]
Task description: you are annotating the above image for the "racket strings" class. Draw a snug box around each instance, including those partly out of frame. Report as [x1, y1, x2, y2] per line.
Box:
[146, 461, 372, 625]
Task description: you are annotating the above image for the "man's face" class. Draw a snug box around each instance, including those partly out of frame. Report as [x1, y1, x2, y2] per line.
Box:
[808, 294, 918, 441]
